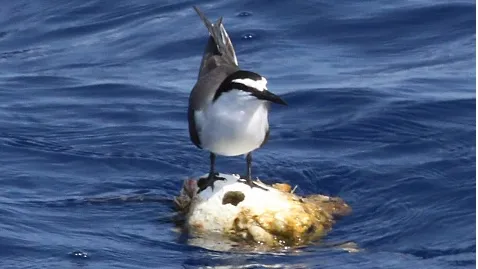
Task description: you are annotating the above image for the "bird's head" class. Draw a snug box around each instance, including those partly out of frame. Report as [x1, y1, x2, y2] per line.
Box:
[213, 70, 287, 105]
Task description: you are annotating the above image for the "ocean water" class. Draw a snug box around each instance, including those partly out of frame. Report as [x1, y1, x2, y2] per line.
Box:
[0, 0, 475, 268]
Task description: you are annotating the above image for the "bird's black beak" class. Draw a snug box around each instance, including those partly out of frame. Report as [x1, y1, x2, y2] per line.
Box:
[257, 90, 287, 106]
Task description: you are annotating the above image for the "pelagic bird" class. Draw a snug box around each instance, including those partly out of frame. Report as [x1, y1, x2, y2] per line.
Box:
[188, 6, 287, 193]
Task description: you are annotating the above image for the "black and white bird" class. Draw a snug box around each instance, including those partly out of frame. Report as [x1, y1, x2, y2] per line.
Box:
[188, 6, 287, 192]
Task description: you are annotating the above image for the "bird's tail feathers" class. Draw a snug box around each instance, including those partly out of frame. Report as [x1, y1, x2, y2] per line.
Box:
[193, 6, 238, 66]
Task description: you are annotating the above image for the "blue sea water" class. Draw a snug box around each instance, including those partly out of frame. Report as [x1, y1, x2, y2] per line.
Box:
[0, 0, 475, 268]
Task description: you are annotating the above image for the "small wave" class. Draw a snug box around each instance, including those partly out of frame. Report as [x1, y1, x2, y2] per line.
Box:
[277, 93, 474, 143]
[0, 132, 183, 170]
[403, 244, 476, 261]
[23, 193, 172, 208]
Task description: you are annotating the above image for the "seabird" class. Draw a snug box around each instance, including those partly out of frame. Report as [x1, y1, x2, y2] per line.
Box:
[188, 6, 287, 193]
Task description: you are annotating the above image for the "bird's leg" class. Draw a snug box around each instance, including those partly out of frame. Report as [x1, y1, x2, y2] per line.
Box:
[197, 153, 226, 193]
[239, 152, 268, 191]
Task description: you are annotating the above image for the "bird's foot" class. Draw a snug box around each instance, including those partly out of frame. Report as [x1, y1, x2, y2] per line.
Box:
[197, 172, 226, 193]
[238, 176, 269, 191]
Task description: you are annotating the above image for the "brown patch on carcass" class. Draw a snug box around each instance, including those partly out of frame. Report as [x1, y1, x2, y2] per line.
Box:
[222, 191, 245, 206]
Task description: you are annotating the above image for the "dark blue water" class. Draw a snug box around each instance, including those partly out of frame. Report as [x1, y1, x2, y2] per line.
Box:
[0, 0, 475, 268]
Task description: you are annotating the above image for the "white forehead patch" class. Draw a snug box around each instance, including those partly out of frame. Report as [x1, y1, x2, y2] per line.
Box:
[232, 77, 268, 92]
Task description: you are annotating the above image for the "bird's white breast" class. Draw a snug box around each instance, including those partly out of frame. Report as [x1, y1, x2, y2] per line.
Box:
[194, 90, 269, 156]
